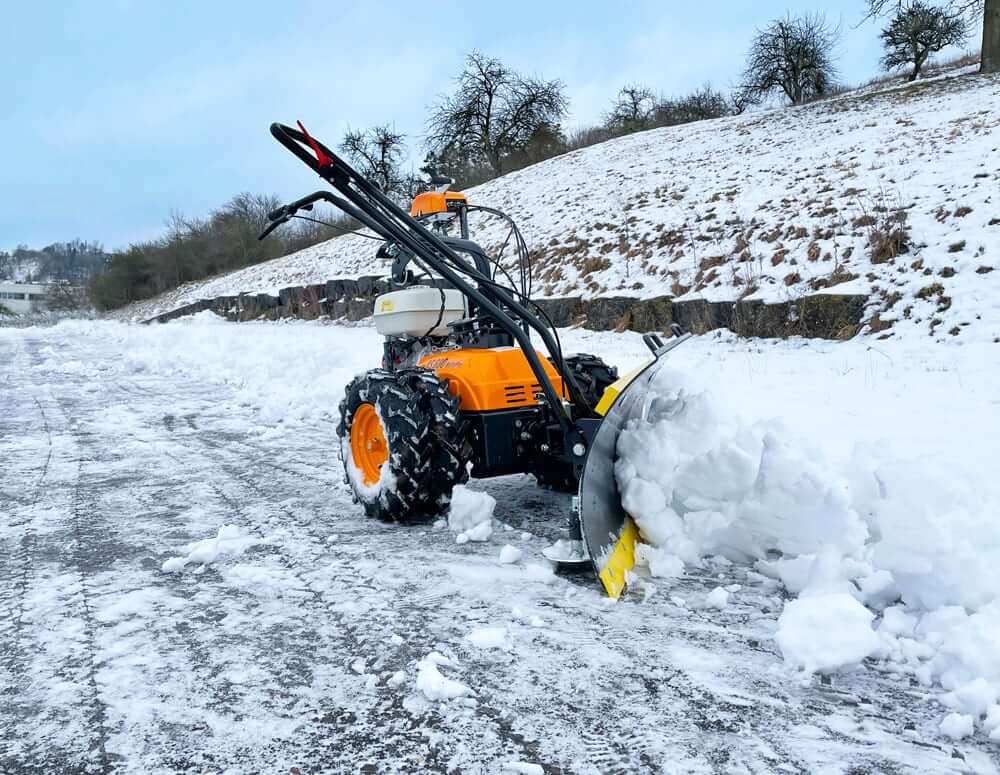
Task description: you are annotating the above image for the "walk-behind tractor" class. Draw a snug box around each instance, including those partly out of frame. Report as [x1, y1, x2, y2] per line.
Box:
[260, 121, 690, 598]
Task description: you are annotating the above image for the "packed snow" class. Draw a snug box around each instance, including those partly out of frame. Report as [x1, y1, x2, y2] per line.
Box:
[3, 314, 999, 772]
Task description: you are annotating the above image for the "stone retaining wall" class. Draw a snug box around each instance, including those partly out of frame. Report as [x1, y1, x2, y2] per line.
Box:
[147, 276, 866, 339]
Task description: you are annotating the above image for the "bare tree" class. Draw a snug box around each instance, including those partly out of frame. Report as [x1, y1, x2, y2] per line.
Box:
[340, 126, 408, 199]
[740, 13, 841, 105]
[45, 282, 89, 313]
[730, 85, 756, 114]
[867, 0, 997, 73]
[653, 84, 731, 125]
[880, 1, 969, 79]
[605, 84, 657, 133]
[426, 51, 568, 177]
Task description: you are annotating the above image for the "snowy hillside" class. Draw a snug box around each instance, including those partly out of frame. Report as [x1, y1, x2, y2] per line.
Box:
[0, 256, 42, 283]
[121, 67, 999, 342]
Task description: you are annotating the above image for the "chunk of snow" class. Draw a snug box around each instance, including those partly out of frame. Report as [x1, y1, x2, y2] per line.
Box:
[943, 678, 998, 719]
[635, 544, 684, 579]
[879, 606, 917, 637]
[415, 656, 473, 701]
[465, 626, 509, 650]
[502, 763, 544, 775]
[984, 704, 1000, 734]
[498, 544, 523, 564]
[704, 587, 729, 609]
[455, 522, 492, 544]
[387, 670, 406, 689]
[423, 650, 456, 667]
[448, 485, 495, 543]
[161, 524, 258, 572]
[939, 712, 974, 740]
[775, 593, 880, 675]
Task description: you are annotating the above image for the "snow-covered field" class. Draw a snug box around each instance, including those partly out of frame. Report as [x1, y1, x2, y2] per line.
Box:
[118, 67, 1000, 344]
[2, 315, 999, 773]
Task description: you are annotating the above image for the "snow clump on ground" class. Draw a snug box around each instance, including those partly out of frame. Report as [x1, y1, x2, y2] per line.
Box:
[161, 524, 259, 572]
[415, 652, 474, 701]
[448, 485, 496, 543]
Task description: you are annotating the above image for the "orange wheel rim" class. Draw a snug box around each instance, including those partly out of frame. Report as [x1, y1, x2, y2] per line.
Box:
[350, 403, 388, 486]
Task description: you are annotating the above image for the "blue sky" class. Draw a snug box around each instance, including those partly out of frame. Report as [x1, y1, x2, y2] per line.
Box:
[2, 1, 903, 249]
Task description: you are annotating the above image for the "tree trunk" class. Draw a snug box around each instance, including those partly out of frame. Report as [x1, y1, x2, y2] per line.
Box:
[911, 49, 929, 81]
[983, 0, 1000, 74]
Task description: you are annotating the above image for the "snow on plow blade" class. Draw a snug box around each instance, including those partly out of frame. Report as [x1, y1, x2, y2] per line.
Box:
[577, 334, 690, 599]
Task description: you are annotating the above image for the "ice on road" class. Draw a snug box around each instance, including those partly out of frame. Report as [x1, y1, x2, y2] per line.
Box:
[1, 317, 998, 774]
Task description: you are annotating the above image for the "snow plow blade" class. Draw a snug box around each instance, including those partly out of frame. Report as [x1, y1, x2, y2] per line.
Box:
[577, 333, 691, 599]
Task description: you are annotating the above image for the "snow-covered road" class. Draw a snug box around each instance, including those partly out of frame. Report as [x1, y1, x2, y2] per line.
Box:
[2, 318, 998, 774]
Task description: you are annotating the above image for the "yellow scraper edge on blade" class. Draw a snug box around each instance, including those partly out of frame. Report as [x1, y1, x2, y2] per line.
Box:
[596, 516, 640, 599]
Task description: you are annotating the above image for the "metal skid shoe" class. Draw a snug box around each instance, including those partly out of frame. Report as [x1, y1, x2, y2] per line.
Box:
[542, 495, 592, 572]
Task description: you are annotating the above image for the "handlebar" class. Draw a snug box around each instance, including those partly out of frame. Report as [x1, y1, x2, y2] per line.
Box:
[261, 119, 593, 440]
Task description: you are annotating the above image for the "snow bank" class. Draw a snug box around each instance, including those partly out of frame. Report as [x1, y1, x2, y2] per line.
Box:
[617, 363, 1000, 731]
[40, 314, 379, 429]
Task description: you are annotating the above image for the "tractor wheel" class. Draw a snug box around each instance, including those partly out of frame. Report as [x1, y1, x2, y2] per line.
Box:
[565, 353, 619, 413]
[337, 368, 469, 522]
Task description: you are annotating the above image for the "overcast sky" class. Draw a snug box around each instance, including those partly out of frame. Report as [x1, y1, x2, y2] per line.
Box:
[2, 0, 922, 250]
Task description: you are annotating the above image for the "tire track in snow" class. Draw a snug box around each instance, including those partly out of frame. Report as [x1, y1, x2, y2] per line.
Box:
[175, 421, 805, 773]
[0, 336, 62, 769]
[156, 442, 485, 770]
[33, 366, 120, 772]
[64, 448, 117, 775]
[151, 444, 439, 770]
[162, 414, 564, 772]
[3, 341, 118, 773]
[2, 394, 53, 651]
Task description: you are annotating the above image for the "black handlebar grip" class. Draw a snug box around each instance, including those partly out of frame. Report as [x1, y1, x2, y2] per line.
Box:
[258, 215, 289, 241]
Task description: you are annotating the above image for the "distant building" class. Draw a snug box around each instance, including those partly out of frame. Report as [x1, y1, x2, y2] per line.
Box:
[0, 281, 50, 314]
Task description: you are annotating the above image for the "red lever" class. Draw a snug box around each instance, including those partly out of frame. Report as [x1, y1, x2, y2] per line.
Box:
[297, 120, 334, 168]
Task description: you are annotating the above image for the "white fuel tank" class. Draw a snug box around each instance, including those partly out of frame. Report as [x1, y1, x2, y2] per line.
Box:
[373, 287, 467, 338]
